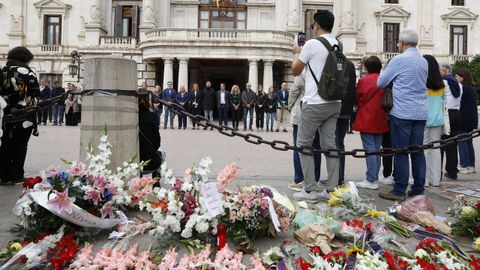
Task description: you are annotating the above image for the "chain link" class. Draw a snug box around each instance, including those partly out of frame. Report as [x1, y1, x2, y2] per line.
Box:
[4, 91, 480, 158]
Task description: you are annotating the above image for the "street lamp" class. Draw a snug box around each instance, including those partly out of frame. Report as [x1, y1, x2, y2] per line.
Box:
[68, 50, 82, 82]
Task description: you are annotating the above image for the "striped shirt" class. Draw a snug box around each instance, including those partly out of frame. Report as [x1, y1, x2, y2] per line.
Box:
[377, 48, 428, 121]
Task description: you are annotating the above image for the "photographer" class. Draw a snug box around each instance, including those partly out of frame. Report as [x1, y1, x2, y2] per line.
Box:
[0, 46, 40, 185]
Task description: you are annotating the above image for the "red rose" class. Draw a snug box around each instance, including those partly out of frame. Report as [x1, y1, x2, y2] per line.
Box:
[310, 246, 322, 255]
[296, 257, 312, 270]
[19, 241, 29, 246]
[23, 176, 42, 189]
[425, 226, 436, 232]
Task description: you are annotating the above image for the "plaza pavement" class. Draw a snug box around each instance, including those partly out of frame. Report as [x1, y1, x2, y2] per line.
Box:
[1, 124, 479, 254]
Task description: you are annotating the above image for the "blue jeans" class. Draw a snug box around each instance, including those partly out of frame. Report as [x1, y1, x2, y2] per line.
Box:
[52, 104, 64, 124]
[164, 106, 175, 128]
[218, 105, 228, 126]
[361, 133, 383, 183]
[390, 116, 426, 196]
[243, 107, 253, 129]
[266, 112, 276, 129]
[293, 124, 321, 183]
[458, 130, 475, 167]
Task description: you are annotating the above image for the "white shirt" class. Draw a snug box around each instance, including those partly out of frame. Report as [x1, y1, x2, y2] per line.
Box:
[299, 33, 341, 105]
[220, 91, 226, 104]
[444, 79, 462, 110]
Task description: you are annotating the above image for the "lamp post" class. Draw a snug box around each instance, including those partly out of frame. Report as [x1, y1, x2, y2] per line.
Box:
[68, 50, 82, 82]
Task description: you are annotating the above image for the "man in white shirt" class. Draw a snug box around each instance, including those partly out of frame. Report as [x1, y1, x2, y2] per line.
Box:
[291, 10, 341, 202]
[217, 83, 230, 127]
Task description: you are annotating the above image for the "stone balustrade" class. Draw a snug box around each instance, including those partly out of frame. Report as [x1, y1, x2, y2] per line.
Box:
[39, 44, 63, 55]
[99, 36, 137, 48]
[451, 55, 473, 63]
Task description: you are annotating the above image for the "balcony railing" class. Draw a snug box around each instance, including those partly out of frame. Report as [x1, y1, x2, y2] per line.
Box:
[143, 28, 295, 47]
[383, 52, 399, 61]
[99, 36, 137, 48]
[40, 44, 63, 54]
[451, 55, 472, 63]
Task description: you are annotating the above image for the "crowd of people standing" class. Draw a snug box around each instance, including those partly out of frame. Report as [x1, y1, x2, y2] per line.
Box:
[37, 80, 81, 127]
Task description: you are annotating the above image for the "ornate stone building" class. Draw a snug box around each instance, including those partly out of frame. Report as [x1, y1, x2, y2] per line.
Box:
[0, 0, 478, 90]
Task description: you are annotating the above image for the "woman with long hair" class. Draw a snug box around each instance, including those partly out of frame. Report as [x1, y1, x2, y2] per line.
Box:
[456, 68, 478, 174]
[65, 83, 81, 126]
[230, 85, 242, 130]
[423, 55, 445, 187]
[255, 85, 266, 131]
[265, 87, 277, 132]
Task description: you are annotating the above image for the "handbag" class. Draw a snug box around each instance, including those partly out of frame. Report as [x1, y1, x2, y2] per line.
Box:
[381, 86, 393, 112]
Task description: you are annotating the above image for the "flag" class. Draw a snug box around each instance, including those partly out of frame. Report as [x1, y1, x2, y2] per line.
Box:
[216, 0, 220, 8]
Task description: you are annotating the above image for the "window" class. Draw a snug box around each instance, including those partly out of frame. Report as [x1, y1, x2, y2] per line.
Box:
[385, 0, 399, 3]
[44, 15, 62, 45]
[199, 0, 247, 29]
[383, 23, 400, 52]
[114, 5, 139, 37]
[452, 0, 465, 6]
[450, 25, 467, 55]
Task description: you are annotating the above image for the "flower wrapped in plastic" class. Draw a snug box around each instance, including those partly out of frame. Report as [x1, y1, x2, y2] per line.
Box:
[327, 182, 375, 215]
[447, 195, 480, 238]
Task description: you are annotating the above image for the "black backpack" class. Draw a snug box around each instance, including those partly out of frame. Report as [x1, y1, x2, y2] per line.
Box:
[308, 37, 350, 101]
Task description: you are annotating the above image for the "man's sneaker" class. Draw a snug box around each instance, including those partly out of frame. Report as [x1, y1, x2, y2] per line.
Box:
[288, 182, 304, 192]
[293, 190, 320, 202]
[379, 191, 406, 202]
[378, 176, 394, 185]
[317, 190, 331, 201]
[459, 166, 470, 174]
[356, 180, 379, 190]
[468, 167, 476, 173]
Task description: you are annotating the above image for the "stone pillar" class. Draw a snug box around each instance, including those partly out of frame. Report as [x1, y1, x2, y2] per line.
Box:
[248, 60, 259, 92]
[141, 0, 157, 28]
[418, 0, 434, 54]
[80, 58, 139, 170]
[85, 0, 106, 47]
[286, 0, 301, 32]
[178, 58, 189, 90]
[159, 0, 171, 28]
[263, 60, 274, 93]
[337, 0, 357, 55]
[275, 0, 288, 31]
[163, 58, 174, 89]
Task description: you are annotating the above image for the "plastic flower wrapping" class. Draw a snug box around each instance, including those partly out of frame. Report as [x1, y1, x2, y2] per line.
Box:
[447, 195, 480, 239]
[12, 131, 146, 241]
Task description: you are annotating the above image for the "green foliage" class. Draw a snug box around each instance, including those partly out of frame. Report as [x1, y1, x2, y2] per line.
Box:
[452, 56, 480, 103]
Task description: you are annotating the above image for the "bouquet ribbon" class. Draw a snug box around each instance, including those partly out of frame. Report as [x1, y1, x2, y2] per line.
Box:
[28, 190, 122, 229]
[413, 229, 469, 259]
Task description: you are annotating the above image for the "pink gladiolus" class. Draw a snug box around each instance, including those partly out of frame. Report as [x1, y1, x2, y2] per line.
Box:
[216, 162, 238, 192]
[85, 190, 101, 205]
[69, 244, 94, 268]
[93, 175, 107, 190]
[48, 189, 75, 214]
[69, 162, 86, 176]
[46, 166, 60, 178]
[100, 201, 114, 219]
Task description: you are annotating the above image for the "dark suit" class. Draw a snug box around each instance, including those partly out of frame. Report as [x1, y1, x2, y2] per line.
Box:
[175, 92, 189, 129]
[189, 90, 203, 128]
[38, 85, 51, 124]
[217, 90, 230, 126]
[139, 108, 161, 171]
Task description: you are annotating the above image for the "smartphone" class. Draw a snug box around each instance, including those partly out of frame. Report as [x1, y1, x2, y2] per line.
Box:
[297, 32, 306, 46]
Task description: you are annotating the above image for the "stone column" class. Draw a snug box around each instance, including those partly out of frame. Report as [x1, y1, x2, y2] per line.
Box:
[80, 58, 139, 170]
[286, 0, 301, 32]
[248, 60, 259, 92]
[275, 0, 288, 31]
[263, 60, 274, 93]
[337, 0, 357, 55]
[85, 0, 105, 46]
[178, 58, 189, 90]
[141, 0, 157, 28]
[163, 58, 174, 90]
[159, 0, 171, 28]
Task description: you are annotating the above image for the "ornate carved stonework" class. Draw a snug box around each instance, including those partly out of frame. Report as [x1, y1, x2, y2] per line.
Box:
[9, 15, 23, 34]
[89, 4, 102, 23]
[143, 6, 156, 24]
[341, 11, 354, 29]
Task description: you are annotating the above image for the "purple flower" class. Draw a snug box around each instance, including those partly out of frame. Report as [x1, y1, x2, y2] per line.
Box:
[260, 187, 273, 198]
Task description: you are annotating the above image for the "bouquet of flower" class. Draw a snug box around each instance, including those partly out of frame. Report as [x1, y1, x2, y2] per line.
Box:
[295, 247, 346, 270]
[327, 183, 374, 215]
[140, 157, 235, 239]
[411, 238, 474, 270]
[13, 131, 145, 240]
[222, 186, 293, 252]
[448, 195, 480, 239]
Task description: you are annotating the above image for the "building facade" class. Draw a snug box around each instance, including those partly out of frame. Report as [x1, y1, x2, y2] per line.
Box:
[0, 0, 478, 91]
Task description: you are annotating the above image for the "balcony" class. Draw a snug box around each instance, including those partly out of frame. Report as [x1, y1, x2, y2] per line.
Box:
[382, 52, 399, 61]
[139, 28, 295, 61]
[39, 44, 63, 55]
[450, 55, 472, 63]
[99, 36, 137, 49]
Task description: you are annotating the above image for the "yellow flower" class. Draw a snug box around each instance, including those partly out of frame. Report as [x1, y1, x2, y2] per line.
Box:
[474, 237, 480, 251]
[330, 185, 350, 199]
[328, 196, 340, 207]
[365, 209, 388, 219]
[347, 247, 364, 256]
[9, 243, 22, 252]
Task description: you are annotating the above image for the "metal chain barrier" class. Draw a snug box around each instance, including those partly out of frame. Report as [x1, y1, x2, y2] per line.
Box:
[4, 91, 480, 158]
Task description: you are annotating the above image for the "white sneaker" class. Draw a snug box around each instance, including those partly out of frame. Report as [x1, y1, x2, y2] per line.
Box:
[317, 190, 331, 201]
[293, 190, 321, 202]
[408, 178, 414, 185]
[288, 182, 304, 192]
[468, 167, 476, 173]
[378, 176, 394, 185]
[459, 167, 470, 174]
[356, 180, 379, 190]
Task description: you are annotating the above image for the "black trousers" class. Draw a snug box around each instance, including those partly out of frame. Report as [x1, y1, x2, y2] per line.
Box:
[382, 130, 393, 178]
[232, 108, 242, 129]
[442, 109, 460, 177]
[191, 107, 203, 127]
[0, 124, 33, 183]
[255, 108, 264, 129]
[336, 118, 349, 185]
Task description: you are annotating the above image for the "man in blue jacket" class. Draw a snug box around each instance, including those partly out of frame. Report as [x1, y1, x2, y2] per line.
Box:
[162, 81, 177, 129]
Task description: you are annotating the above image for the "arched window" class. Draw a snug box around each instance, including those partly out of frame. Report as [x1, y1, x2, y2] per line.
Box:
[199, 0, 247, 29]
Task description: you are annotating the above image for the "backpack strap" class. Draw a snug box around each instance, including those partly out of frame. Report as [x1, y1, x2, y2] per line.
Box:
[316, 37, 344, 53]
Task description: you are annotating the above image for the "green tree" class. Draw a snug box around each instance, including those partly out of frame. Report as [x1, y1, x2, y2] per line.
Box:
[453, 56, 480, 103]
